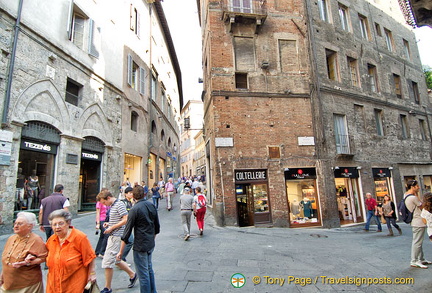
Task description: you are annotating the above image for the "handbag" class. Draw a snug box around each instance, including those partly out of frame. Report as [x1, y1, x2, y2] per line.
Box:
[84, 281, 100, 293]
[381, 214, 386, 224]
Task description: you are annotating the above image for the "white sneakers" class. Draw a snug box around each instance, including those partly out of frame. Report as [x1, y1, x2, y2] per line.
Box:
[410, 260, 432, 269]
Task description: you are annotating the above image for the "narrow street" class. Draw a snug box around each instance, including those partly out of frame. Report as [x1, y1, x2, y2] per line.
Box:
[1, 195, 431, 292]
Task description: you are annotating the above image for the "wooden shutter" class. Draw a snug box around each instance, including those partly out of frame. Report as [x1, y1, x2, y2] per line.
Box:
[127, 54, 133, 86]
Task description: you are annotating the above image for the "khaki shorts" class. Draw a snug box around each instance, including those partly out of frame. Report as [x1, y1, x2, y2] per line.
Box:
[102, 236, 122, 268]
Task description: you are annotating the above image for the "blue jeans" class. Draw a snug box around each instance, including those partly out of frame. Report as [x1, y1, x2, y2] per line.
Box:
[365, 210, 382, 231]
[134, 249, 157, 293]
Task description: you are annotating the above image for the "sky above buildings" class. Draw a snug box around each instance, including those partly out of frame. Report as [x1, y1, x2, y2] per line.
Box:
[162, 1, 432, 106]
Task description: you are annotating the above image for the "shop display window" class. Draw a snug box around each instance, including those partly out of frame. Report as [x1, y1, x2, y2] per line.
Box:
[374, 178, 391, 203]
[286, 179, 319, 225]
[253, 184, 269, 213]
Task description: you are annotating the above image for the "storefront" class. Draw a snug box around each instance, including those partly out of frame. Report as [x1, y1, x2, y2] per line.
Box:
[124, 153, 142, 184]
[147, 153, 157, 186]
[235, 169, 271, 226]
[79, 136, 104, 211]
[285, 167, 320, 227]
[334, 167, 363, 225]
[372, 168, 394, 203]
[17, 121, 60, 211]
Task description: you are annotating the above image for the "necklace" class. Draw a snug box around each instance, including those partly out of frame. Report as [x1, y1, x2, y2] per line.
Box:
[59, 228, 71, 244]
[5, 234, 31, 265]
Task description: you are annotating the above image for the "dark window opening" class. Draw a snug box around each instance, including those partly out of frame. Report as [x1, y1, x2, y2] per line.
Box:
[65, 78, 82, 106]
[235, 73, 248, 89]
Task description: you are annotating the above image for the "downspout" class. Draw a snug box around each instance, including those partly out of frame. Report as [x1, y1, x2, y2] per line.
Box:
[2, 0, 24, 126]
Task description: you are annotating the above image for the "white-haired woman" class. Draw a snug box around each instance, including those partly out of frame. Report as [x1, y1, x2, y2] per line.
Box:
[0, 212, 47, 293]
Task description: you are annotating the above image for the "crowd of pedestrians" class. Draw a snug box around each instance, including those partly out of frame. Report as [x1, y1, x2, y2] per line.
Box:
[1, 175, 207, 293]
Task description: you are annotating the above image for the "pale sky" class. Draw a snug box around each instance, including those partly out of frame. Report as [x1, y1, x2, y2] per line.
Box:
[162, 1, 432, 107]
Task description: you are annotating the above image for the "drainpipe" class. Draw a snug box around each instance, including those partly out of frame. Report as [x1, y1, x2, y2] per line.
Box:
[2, 0, 24, 126]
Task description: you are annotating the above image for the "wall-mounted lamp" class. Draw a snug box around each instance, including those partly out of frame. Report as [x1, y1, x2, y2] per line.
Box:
[388, 167, 393, 170]
[261, 61, 269, 69]
[356, 166, 362, 170]
[334, 166, 340, 170]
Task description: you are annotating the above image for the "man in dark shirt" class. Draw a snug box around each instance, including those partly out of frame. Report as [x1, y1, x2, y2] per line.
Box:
[39, 184, 70, 239]
[117, 185, 160, 293]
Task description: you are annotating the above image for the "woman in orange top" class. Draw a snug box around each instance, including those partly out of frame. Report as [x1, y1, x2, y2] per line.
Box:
[45, 209, 96, 293]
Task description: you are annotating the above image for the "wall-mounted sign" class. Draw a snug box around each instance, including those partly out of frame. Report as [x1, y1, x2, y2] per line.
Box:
[334, 167, 359, 178]
[66, 154, 79, 165]
[20, 140, 57, 154]
[235, 169, 267, 182]
[215, 137, 233, 147]
[298, 136, 315, 146]
[372, 168, 391, 178]
[284, 168, 317, 180]
[82, 151, 102, 161]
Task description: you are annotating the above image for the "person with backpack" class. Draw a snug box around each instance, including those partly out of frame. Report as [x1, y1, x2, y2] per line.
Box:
[193, 186, 207, 235]
[382, 194, 402, 236]
[363, 193, 382, 232]
[404, 179, 431, 269]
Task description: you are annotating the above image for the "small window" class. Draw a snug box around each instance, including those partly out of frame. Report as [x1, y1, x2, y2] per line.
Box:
[367, 64, 378, 92]
[325, 49, 339, 81]
[358, 14, 370, 40]
[375, 22, 382, 36]
[151, 120, 157, 134]
[131, 111, 138, 132]
[374, 109, 384, 136]
[161, 130, 165, 142]
[419, 119, 427, 140]
[411, 81, 420, 104]
[384, 28, 393, 51]
[235, 73, 248, 89]
[400, 114, 409, 139]
[338, 4, 351, 32]
[65, 78, 82, 106]
[268, 146, 281, 159]
[403, 39, 411, 60]
[318, 0, 330, 22]
[151, 72, 157, 100]
[131, 62, 139, 90]
[393, 74, 402, 99]
[130, 5, 140, 37]
[347, 57, 359, 87]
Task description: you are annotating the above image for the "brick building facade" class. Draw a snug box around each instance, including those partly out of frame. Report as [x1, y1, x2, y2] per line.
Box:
[198, 0, 432, 228]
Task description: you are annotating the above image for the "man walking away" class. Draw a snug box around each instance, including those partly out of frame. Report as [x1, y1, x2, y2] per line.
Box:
[117, 185, 160, 293]
[39, 184, 70, 239]
[180, 187, 194, 241]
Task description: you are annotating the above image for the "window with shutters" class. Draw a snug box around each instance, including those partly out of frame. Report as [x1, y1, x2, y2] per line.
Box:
[151, 71, 158, 101]
[279, 39, 297, 72]
[234, 37, 255, 71]
[65, 78, 82, 106]
[318, 0, 330, 22]
[400, 114, 409, 139]
[411, 81, 420, 104]
[393, 74, 402, 99]
[338, 4, 351, 32]
[358, 14, 370, 40]
[130, 5, 140, 38]
[139, 67, 146, 95]
[231, 0, 253, 13]
[384, 28, 394, 51]
[131, 111, 138, 132]
[325, 49, 339, 81]
[70, 13, 85, 48]
[127, 54, 139, 90]
[419, 119, 427, 140]
[403, 39, 411, 60]
[374, 109, 384, 136]
[347, 57, 359, 87]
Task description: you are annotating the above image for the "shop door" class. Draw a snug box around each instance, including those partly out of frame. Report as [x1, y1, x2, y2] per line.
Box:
[80, 159, 100, 211]
[336, 178, 363, 224]
[236, 184, 254, 226]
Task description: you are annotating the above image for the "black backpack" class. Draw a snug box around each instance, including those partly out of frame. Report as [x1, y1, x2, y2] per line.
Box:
[398, 194, 415, 224]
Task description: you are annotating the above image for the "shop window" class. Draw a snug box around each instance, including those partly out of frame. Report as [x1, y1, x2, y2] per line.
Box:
[374, 109, 384, 136]
[384, 28, 393, 51]
[65, 78, 82, 106]
[235, 73, 248, 89]
[131, 111, 138, 132]
[325, 49, 339, 81]
[358, 14, 370, 40]
[367, 63, 378, 92]
[338, 4, 351, 32]
[400, 114, 409, 139]
[318, 0, 330, 22]
[393, 74, 402, 99]
[347, 56, 359, 87]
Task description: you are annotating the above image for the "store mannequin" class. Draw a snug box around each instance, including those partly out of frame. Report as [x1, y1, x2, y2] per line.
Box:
[301, 197, 315, 218]
[27, 169, 40, 209]
[291, 199, 300, 217]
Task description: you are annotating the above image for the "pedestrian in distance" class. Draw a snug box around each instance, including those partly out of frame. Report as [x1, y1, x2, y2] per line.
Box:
[117, 185, 160, 293]
[363, 192, 382, 232]
[421, 192, 432, 243]
[193, 186, 207, 236]
[45, 209, 96, 293]
[165, 178, 175, 211]
[404, 180, 432, 269]
[97, 190, 137, 293]
[151, 182, 161, 209]
[381, 194, 402, 236]
[0, 212, 47, 293]
[180, 187, 194, 241]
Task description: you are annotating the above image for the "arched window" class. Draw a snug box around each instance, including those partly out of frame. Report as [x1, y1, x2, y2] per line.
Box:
[161, 130, 165, 142]
[131, 111, 138, 132]
[151, 120, 157, 134]
[167, 137, 172, 147]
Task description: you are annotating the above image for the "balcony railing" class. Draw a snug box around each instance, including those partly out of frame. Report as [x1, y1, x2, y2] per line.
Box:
[222, 0, 267, 32]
